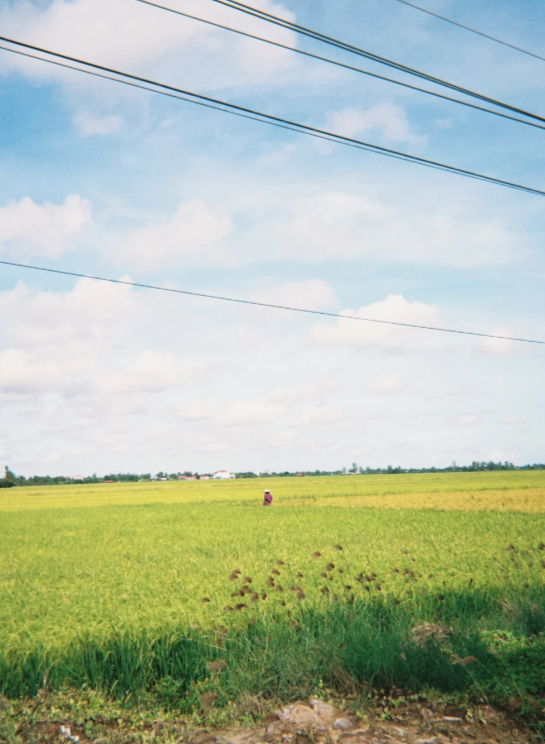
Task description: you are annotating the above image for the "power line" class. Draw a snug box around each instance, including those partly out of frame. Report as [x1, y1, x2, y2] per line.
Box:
[1, 39, 545, 197]
[128, 0, 545, 133]
[206, 0, 545, 125]
[1, 260, 543, 346]
[390, 0, 545, 64]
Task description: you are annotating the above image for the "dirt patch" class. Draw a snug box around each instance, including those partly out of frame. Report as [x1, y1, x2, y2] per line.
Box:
[6, 697, 538, 744]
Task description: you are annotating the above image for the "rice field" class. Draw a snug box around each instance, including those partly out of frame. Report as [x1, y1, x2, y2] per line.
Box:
[1, 472, 545, 718]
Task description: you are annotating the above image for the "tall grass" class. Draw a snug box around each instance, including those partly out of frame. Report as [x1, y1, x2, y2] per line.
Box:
[1, 590, 544, 714]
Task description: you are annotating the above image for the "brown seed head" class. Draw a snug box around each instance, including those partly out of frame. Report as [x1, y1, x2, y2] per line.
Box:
[320, 586, 330, 595]
[275, 584, 284, 592]
[201, 597, 211, 603]
[250, 592, 259, 602]
[325, 563, 335, 571]
[234, 603, 247, 611]
[280, 599, 286, 606]
[243, 576, 252, 583]
[344, 585, 352, 591]
[241, 584, 250, 593]
[297, 572, 304, 578]
[272, 569, 280, 576]
[312, 552, 322, 558]
[224, 605, 234, 612]
[266, 577, 275, 586]
[275, 560, 285, 566]
[335, 544, 343, 551]
[296, 590, 305, 600]
[337, 568, 344, 574]
[207, 659, 228, 672]
[261, 592, 267, 600]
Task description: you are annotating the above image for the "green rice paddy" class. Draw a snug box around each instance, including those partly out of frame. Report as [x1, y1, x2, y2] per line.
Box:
[1, 473, 544, 718]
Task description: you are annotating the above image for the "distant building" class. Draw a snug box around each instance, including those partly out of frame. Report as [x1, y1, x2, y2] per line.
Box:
[200, 475, 211, 480]
[212, 470, 235, 480]
[67, 476, 85, 481]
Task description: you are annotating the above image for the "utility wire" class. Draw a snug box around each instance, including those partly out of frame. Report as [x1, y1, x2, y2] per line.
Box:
[1, 39, 544, 197]
[206, 0, 545, 125]
[391, 0, 545, 64]
[1, 260, 543, 346]
[128, 0, 545, 133]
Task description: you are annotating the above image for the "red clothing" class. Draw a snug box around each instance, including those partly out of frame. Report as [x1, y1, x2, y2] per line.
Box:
[263, 492, 273, 506]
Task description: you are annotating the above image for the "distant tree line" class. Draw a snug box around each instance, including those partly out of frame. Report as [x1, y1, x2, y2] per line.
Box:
[2, 461, 544, 487]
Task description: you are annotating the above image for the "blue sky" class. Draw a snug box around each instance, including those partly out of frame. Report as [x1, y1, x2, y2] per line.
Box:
[0, 0, 544, 476]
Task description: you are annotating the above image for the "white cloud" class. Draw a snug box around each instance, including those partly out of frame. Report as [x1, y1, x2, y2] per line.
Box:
[0, 195, 92, 259]
[369, 374, 403, 395]
[118, 199, 233, 268]
[178, 400, 216, 421]
[0, 278, 133, 395]
[478, 330, 526, 357]
[221, 383, 330, 426]
[72, 112, 123, 136]
[95, 351, 194, 396]
[0, 348, 86, 395]
[327, 104, 427, 147]
[501, 417, 525, 426]
[311, 294, 440, 350]
[450, 415, 479, 428]
[283, 187, 523, 267]
[255, 279, 337, 310]
[223, 397, 288, 425]
[291, 405, 342, 427]
[0, 0, 298, 95]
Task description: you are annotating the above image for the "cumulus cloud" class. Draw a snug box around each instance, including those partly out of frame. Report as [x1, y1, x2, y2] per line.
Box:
[0, 0, 298, 95]
[450, 415, 479, 428]
[255, 279, 337, 310]
[95, 351, 194, 396]
[369, 374, 403, 395]
[118, 199, 233, 268]
[478, 330, 527, 357]
[311, 294, 440, 350]
[0, 348, 87, 395]
[282, 187, 523, 267]
[221, 382, 334, 426]
[327, 104, 427, 147]
[72, 111, 123, 136]
[290, 405, 342, 427]
[0, 278, 132, 396]
[0, 195, 92, 259]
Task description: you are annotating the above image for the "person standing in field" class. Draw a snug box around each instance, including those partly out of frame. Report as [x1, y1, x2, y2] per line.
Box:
[263, 489, 273, 506]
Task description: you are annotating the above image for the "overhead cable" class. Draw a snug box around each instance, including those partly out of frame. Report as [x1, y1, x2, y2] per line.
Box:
[128, 0, 545, 133]
[205, 0, 545, 125]
[391, 0, 545, 64]
[1, 39, 544, 196]
[1, 260, 543, 346]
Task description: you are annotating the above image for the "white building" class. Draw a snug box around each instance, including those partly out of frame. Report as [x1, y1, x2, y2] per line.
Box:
[212, 470, 235, 480]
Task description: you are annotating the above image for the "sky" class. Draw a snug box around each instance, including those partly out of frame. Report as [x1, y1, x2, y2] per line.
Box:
[0, 0, 544, 476]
